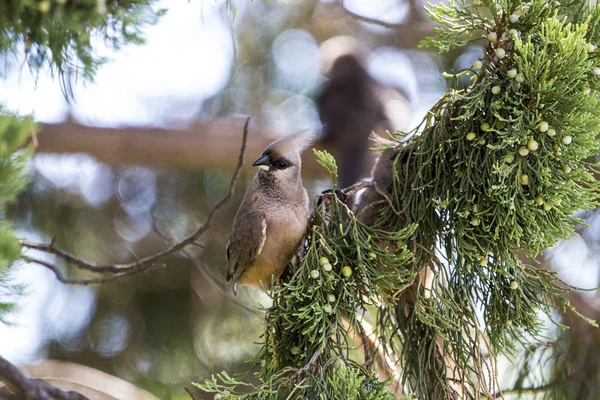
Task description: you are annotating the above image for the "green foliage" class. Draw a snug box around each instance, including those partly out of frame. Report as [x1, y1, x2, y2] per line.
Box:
[0, 106, 34, 322]
[195, 152, 416, 399]
[200, 0, 600, 398]
[313, 149, 338, 183]
[374, 0, 600, 397]
[0, 0, 165, 97]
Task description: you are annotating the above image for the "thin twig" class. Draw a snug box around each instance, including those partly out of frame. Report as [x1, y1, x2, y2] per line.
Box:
[184, 386, 199, 400]
[20, 118, 250, 283]
[492, 379, 561, 398]
[278, 349, 323, 388]
[356, 317, 374, 372]
[337, 0, 403, 29]
[0, 355, 89, 400]
[21, 256, 163, 285]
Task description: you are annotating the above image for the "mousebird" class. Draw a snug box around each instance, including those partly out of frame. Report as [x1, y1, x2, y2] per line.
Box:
[226, 130, 315, 295]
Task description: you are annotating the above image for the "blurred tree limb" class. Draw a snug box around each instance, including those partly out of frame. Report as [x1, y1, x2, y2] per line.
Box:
[336, 0, 433, 47]
[34, 119, 330, 176]
[19, 118, 250, 284]
[0, 355, 89, 400]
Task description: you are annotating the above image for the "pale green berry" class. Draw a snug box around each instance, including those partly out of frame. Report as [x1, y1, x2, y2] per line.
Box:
[341, 266, 353, 277]
[473, 60, 483, 70]
[547, 128, 556, 137]
[319, 256, 329, 265]
[291, 346, 300, 355]
[593, 67, 600, 76]
[562, 165, 571, 173]
[488, 32, 498, 42]
[515, 74, 524, 83]
[583, 87, 591, 95]
[39, 1, 51, 12]
[323, 263, 332, 272]
[368, 252, 376, 260]
[310, 270, 320, 279]
[481, 122, 491, 131]
[473, 0, 481, 5]
[509, 281, 519, 290]
[520, 174, 529, 185]
[495, 48, 506, 59]
[527, 139, 539, 151]
[543, 203, 552, 211]
[507, 69, 518, 78]
[214, 395, 222, 400]
[535, 196, 544, 206]
[466, 132, 476, 141]
[479, 258, 488, 266]
[491, 86, 501, 94]
[518, 146, 529, 156]
[510, 13, 520, 23]
[327, 294, 336, 303]
[562, 135, 572, 145]
[506, 320, 513, 326]
[505, 154, 515, 163]
[222, 391, 231, 399]
[396, 240, 405, 248]
[324, 304, 333, 314]
[538, 121, 549, 132]
[588, 44, 596, 53]
[471, 217, 480, 226]
[508, 29, 520, 38]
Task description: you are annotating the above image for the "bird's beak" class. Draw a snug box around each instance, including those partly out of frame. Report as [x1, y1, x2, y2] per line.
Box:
[252, 154, 270, 171]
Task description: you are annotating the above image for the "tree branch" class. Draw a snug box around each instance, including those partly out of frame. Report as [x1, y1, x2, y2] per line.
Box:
[334, 0, 434, 48]
[0, 355, 89, 400]
[20, 118, 250, 283]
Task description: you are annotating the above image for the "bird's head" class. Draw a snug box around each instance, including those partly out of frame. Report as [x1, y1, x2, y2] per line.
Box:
[252, 130, 316, 180]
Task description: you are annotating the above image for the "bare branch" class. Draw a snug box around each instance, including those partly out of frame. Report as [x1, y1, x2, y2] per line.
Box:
[334, 0, 434, 48]
[0, 355, 89, 400]
[20, 118, 250, 283]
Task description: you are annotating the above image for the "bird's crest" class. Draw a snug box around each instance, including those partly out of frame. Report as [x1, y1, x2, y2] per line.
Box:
[267, 130, 316, 157]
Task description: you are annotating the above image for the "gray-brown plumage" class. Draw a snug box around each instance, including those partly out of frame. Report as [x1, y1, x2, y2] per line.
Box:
[354, 142, 401, 226]
[316, 54, 389, 189]
[226, 130, 315, 295]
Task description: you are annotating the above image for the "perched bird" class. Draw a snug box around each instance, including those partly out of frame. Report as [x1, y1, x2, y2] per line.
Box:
[354, 137, 402, 227]
[226, 130, 315, 295]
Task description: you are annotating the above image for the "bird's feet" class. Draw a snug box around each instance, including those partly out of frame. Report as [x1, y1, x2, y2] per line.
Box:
[317, 188, 347, 206]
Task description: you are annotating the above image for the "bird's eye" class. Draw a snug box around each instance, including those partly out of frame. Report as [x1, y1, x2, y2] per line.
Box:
[276, 159, 291, 169]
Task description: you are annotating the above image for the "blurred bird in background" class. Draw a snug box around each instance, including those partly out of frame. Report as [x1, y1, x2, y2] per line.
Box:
[226, 130, 315, 295]
[316, 36, 411, 190]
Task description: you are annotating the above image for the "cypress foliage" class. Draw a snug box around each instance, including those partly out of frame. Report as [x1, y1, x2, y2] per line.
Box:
[196, 0, 600, 398]
[0, 107, 33, 322]
[0, 0, 164, 97]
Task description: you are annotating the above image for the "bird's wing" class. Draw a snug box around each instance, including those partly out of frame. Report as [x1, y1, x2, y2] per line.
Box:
[226, 212, 267, 284]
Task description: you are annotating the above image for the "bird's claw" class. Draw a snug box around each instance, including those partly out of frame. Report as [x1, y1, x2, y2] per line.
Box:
[317, 188, 347, 206]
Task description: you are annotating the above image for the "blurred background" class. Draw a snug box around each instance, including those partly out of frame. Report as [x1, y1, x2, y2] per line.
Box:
[0, 0, 598, 399]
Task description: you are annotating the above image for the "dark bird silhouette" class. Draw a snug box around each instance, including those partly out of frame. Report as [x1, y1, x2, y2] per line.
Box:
[316, 54, 389, 189]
